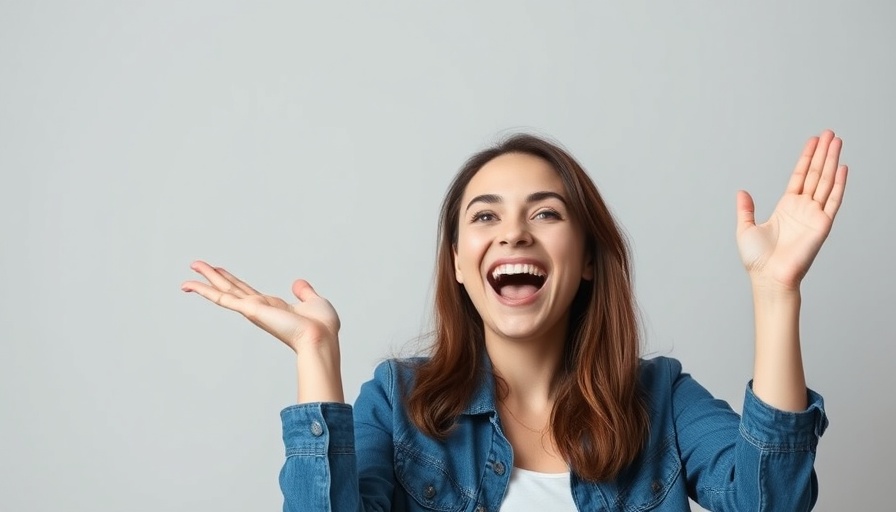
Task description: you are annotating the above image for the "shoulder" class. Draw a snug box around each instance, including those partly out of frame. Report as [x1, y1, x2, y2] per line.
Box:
[354, 358, 430, 427]
[365, 357, 430, 397]
[638, 355, 684, 388]
[637, 356, 737, 425]
[372, 356, 429, 378]
[636, 356, 693, 419]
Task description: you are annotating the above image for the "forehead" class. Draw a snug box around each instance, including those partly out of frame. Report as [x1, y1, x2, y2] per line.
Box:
[462, 152, 565, 200]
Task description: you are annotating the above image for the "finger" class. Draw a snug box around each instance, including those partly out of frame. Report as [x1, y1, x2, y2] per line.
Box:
[181, 280, 247, 313]
[292, 279, 320, 302]
[785, 136, 819, 194]
[189, 260, 246, 297]
[823, 165, 848, 219]
[813, 136, 843, 204]
[215, 267, 261, 296]
[736, 190, 756, 235]
[801, 130, 836, 198]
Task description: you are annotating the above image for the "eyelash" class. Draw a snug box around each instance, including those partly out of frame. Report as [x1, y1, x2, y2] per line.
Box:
[534, 208, 562, 220]
[470, 211, 497, 223]
[469, 208, 563, 223]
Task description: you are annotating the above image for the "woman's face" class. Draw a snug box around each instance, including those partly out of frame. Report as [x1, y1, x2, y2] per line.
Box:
[453, 152, 593, 345]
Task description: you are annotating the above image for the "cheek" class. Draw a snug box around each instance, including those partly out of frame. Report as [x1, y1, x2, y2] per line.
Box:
[549, 230, 590, 279]
[454, 231, 490, 283]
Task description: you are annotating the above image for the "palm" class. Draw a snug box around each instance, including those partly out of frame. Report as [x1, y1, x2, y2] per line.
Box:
[182, 261, 340, 353]
[736, 130, 848, 290]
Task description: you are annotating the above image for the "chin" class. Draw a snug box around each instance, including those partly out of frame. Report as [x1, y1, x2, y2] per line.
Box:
[485, 316, 557, 344]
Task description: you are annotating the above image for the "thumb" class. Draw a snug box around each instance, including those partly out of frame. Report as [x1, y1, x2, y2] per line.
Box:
[292, 279, 320, 302]
[736, 190, 756, 235]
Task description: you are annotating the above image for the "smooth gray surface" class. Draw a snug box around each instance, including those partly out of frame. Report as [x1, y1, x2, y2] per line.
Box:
[1, 2, 892, 511]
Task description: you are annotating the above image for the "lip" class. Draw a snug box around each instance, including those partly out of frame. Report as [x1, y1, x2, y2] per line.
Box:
[485, 256, 549, 307]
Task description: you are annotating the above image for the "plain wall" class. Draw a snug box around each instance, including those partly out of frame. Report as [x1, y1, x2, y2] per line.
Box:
[1, 1, 893, 510]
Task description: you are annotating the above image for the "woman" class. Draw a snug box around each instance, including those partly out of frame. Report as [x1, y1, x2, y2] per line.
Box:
[182, 130, 846, 511]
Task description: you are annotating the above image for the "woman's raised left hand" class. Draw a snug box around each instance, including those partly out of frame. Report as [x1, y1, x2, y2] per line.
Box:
[736, 129, 849, 291]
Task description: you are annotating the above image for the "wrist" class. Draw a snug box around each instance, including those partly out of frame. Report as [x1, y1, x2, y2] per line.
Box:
[749, 277, 802, 302]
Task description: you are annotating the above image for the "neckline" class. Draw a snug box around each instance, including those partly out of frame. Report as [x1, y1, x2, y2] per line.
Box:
[512, 466, 570, 479]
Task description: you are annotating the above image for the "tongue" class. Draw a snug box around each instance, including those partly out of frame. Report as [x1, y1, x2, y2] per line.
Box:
[499, 284, 539, 300]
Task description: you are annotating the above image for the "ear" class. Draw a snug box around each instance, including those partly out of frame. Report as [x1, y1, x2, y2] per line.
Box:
[453, 244, 464, 284]
[581, 254, 594, 281]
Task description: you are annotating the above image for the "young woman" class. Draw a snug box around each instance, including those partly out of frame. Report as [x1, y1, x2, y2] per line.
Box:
[182, 130, 846, 511]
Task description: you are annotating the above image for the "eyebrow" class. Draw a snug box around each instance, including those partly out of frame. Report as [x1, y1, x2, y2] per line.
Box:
[464, 191, 568, 212]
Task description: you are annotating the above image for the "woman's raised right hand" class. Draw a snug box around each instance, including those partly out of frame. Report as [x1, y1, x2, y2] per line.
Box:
[181, 260, 340, 355]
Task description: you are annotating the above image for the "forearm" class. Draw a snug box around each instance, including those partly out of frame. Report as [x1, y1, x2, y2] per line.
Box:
[750, 282, 807, 411]
[280, 403, 363, 511]
[280, 361, 398, 512]
[296, 341, 345, 403]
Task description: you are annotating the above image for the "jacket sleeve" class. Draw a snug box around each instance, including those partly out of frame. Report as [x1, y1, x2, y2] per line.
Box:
[668, 358, 829, 511]
[279, 361, 397, 512]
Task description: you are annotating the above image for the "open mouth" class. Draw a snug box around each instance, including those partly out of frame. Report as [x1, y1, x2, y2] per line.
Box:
[487, 263, 547, 301]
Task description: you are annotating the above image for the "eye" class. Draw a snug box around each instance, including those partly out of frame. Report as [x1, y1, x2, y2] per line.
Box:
[471, 211, 498, 223]
[533, 208, 563, 221]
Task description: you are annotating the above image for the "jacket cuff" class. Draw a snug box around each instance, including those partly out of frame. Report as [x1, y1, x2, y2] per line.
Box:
[740, 382, 829, 452]
[280, 403, 355, 457]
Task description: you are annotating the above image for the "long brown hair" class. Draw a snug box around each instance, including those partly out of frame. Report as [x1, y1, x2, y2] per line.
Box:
[405, 133, 648, 481]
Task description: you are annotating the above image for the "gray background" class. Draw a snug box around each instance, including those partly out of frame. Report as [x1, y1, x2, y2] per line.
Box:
[1, 1, 893, 511]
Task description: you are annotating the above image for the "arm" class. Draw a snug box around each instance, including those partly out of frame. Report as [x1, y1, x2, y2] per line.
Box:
[182, 264, 346, 403]
[677, 130, 844, 509]
[182, 264, 395, 510]
[280, 361, 397, 512]
[750, 285, 805, 410]
[669, 360, 828, 511]
[736, 129, 848, 411]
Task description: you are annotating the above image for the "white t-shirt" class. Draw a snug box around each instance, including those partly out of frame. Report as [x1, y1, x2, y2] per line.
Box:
[499, 466, 577, 511]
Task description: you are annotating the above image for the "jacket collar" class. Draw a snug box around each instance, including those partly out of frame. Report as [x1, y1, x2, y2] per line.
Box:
[460, 353, 500, 416]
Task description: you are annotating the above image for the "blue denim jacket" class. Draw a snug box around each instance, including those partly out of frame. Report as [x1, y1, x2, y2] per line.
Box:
[279, 356, 828, 511]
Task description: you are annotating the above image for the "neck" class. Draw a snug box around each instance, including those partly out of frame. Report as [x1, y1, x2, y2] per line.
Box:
[485, 325, 567, 408]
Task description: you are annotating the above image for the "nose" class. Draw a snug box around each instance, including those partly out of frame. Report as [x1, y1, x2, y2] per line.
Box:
[499, 218, 533, 247]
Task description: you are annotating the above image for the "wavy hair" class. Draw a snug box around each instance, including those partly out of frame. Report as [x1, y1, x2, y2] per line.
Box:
[405, 133, 648, 481]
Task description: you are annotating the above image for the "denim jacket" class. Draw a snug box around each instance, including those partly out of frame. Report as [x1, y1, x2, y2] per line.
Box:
[279, 356, 828, 511]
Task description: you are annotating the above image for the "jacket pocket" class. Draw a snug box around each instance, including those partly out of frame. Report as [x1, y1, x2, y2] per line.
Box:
[613, 434, 682, 511]
[394, 446, 469, 512]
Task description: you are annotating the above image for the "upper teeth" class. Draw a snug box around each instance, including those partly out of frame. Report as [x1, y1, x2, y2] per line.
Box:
[491, 263, 546, 280]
